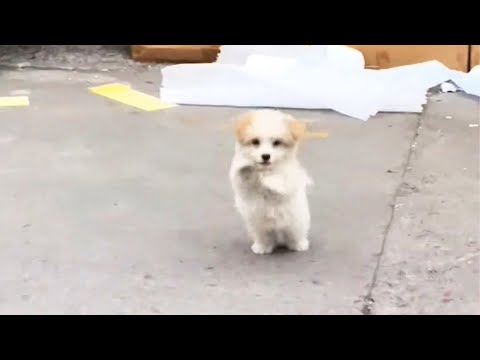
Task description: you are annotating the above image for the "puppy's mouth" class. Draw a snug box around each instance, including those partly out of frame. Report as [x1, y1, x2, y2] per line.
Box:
[258, 160, 271, 166]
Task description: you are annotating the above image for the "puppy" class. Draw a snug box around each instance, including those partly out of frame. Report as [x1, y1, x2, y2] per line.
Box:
[229, 109, 313, 255]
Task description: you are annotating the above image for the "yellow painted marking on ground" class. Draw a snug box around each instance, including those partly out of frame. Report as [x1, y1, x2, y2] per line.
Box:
[89, 83, 177, 111]
[0, 96, 29, 107]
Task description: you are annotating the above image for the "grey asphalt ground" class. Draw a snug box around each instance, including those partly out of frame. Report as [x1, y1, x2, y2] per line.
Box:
[0, 46, 478, 314]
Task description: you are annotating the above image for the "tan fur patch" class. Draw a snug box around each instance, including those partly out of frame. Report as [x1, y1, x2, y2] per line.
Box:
[234, 113, 254, 143]
[289, 120, 307, 142]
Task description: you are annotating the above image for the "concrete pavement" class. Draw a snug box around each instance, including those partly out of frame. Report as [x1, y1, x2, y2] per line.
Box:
[0, 65, 478, 315]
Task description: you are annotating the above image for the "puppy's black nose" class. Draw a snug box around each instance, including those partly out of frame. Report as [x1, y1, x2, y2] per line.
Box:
[261, 154, 271, 161]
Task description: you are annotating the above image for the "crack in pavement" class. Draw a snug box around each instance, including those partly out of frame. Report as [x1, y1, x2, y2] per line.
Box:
[361, 114, 423, 315]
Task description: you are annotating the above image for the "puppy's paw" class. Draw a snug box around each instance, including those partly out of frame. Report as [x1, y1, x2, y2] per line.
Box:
[289, 238, 310, 252]
[262, 175, 287, 195]
[305, 174, 314, 187]
[251, 242, 274, 255]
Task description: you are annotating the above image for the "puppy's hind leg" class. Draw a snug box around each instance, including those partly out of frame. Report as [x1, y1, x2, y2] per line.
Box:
[284, 222, 310, 252]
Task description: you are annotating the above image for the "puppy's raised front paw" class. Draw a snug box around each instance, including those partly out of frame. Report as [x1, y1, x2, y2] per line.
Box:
[289, 239, 310, 252]
[262, 175, 287, 195]
[251, 242, 274, 255]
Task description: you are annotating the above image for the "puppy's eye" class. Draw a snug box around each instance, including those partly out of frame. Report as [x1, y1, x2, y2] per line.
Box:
[272, 139, 282, 147]
[251, 138, 260, 146]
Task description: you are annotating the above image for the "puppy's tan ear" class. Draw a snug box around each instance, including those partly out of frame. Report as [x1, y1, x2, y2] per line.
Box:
[289, 120, 307, 142]
[234, 113, 253, 143]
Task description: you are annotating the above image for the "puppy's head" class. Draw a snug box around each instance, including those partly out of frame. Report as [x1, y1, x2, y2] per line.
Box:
[234, 110, 306, 169]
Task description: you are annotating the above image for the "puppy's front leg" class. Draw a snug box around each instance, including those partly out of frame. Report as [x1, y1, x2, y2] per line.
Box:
[284, 226, 310, 252]
[261, 174, 288, 195]
[251, 241, 275, 255]
[246, 223, 275, 255]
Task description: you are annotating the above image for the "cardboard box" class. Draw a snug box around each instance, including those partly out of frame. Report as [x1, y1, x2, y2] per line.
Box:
[130, 45, 471, 72]
[470, 45, 480, 68]
[131, 45, 220, 63]
[348, 45, 470, 72]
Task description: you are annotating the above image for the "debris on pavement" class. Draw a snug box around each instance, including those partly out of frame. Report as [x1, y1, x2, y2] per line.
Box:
[16, 62, 31, 69]
[440, 82, 458, 93]
[9, 89, 31, 96]
[469, 124, 479, 128]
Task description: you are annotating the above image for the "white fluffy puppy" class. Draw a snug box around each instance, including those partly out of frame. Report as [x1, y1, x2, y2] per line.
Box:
[229, 109, 313, 255]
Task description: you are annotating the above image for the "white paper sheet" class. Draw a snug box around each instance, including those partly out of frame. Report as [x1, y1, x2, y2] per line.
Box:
[216, 45, 365, 70]
[160, 46, 480, 121]
[449, 65, 480, 97]
[216, 45, 328, 65]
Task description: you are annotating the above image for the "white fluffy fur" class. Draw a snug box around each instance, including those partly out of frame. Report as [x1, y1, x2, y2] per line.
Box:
[229, 109, 313, 255]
